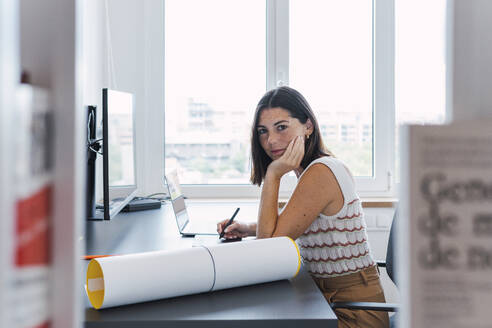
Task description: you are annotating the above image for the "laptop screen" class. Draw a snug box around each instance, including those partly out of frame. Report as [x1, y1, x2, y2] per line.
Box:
[165, 171, 188, 231]
[165, 170, 183, 201]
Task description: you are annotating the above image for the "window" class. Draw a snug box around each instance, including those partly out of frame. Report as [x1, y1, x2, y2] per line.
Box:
[290, 0, 373, 177]
[395, 0, 447, 182]
[162, 0, 428, 198]
[164, 0, 265, 190]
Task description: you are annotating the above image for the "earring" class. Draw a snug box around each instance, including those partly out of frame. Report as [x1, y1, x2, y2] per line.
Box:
[306, 134, 310, 140]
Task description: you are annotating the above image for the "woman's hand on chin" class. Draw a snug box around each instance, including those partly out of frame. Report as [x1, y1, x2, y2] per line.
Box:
[267, 135, 305, 179]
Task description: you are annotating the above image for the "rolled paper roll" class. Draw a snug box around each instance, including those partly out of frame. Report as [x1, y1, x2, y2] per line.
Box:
[86, 247, 215, 309]
[210, 237, 301, 291]
[86, 236, 301, 309]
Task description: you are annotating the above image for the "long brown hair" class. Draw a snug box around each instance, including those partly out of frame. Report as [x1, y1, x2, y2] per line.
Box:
[250, 86, 333, 186]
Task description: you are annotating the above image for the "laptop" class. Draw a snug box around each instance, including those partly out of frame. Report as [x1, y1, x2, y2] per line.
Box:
[165, 170, 227, 236]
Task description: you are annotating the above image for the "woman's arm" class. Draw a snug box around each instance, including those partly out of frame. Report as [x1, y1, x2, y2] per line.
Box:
[257, 161, 343, 240]
[256, 136, 344, 240]
[256, 136, 304, 238]
[220, 163, 342, 240]
[270, 163, 343, 240]
[256, 171, 282, 238]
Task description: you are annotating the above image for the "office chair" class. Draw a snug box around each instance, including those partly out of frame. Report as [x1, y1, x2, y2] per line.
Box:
[330, 208, 400, 327]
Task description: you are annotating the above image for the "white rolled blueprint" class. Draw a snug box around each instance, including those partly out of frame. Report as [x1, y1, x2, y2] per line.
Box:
[86, 237, 301, 309]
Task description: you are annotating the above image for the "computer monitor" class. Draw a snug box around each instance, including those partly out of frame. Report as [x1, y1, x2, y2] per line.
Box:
[87, 89, 138, 220]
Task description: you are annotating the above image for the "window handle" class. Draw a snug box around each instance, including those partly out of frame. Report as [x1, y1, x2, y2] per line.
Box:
[387, 171, 393, 191]
[276, 71, 287, 87]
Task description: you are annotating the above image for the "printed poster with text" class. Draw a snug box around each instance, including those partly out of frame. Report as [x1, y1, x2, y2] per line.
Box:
[402, 120, 492, 328]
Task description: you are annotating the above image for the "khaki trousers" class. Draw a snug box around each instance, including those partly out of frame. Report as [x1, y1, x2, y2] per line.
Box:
[312, 265, 390, 328]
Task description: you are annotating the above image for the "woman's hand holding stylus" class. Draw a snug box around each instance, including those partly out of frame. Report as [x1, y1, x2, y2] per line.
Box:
[217, 220, 256, 239]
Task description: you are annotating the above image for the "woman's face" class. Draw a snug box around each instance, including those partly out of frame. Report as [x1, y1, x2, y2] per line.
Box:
[256, 107, 311, 160]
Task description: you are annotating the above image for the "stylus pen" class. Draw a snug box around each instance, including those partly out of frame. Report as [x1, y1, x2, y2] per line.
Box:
[219, 207, 240, 239]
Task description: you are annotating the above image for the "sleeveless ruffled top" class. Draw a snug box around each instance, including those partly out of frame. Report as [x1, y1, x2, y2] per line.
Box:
[295, 157, 375, 277]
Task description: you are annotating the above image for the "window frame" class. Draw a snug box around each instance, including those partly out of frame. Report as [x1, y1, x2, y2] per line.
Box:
[156, 0, 396, 199]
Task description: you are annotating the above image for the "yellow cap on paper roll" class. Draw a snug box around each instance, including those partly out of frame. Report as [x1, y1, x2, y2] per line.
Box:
[86, 259, 105, 309]
[287, 236, 302, 277]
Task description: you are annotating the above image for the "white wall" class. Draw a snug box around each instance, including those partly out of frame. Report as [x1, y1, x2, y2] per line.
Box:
[83, 0, 165, 198]
[448, 0, 492, 121]
[365, 207, 396, 261]
[0, 0, 19, 326]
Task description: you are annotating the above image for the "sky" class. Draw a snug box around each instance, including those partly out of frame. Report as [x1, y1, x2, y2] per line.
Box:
[164, 0, 446, 133]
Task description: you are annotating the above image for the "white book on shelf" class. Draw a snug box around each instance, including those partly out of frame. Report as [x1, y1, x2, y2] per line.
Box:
[7, 83, 54, 328]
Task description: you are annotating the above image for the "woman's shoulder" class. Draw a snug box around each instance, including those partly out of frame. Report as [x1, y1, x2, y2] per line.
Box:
[302, 156, 355, 188]
[305, 156, 343, 171]
[299, 156, 339, 180]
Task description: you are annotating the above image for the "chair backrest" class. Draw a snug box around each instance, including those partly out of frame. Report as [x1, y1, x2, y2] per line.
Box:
[385, 208, 398, 285]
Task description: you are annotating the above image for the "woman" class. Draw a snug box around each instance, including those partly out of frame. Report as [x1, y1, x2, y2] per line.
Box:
[217, 86, 389, 328]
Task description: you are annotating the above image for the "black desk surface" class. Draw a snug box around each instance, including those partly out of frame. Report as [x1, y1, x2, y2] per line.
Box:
[84, 201, 337, 328]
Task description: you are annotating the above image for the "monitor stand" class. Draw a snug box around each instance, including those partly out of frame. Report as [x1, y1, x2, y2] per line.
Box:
[86, 105, 104, 221]
[88, 209, 104, 221]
